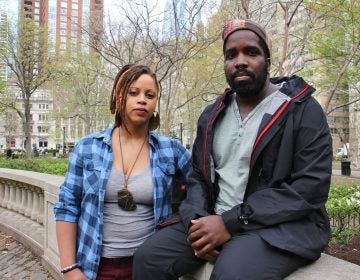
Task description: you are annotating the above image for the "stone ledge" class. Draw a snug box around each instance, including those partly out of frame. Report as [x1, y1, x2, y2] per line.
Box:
[0, 168, 63, 193]
[181, 253, 360, 280]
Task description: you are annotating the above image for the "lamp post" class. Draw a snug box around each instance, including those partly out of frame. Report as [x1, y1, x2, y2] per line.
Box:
[179, 122, 183, 145]
[62, 126, 65, 156]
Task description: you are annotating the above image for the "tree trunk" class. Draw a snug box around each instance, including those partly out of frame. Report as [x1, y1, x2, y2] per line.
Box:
[278, 1, 289, 76]
[84, 106, 91, 135]
[24, 96, 32, 158]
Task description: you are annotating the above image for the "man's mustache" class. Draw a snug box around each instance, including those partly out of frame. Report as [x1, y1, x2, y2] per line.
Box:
[232, 69, 255, 80]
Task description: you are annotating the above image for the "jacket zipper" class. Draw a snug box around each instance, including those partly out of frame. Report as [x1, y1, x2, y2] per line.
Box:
[203, 97, 226, 178]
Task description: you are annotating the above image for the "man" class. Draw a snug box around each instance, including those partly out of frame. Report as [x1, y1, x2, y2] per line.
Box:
[133, 19, 332, 279]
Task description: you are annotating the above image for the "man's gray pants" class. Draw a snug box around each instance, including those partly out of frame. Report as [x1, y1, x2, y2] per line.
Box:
[133, 222, 309, 280]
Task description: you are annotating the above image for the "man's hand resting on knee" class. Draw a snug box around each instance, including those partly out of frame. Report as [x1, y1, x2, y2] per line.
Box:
[188, 215, 231, 262]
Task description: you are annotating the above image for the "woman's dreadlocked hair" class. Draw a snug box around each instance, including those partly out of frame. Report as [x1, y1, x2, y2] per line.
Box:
[109, 64, 159, 130]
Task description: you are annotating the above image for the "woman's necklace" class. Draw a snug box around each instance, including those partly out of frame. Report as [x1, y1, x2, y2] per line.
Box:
[117, 127, 147, 211]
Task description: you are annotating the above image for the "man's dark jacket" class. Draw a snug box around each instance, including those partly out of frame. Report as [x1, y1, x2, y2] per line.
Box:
[180, 75, 332, 261]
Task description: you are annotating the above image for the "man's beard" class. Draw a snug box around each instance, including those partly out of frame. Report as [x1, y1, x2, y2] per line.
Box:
[226, 67, 268, 99]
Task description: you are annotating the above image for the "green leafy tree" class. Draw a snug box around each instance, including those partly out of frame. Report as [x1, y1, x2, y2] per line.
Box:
[303, 0, 360, 113]
[308, 0, 360, 111]
[0, 16, 60, 157]
[299, 0, 359, 163]
[53, 53, 111, 138]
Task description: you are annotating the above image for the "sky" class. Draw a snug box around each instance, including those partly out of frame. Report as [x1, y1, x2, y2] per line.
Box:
[104, 0, 166, 21]
[103, 0, 219, 27]
[4, 0, 19, 22]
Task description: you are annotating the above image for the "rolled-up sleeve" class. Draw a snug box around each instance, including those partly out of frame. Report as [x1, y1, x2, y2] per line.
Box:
[54, 142, 84, 223]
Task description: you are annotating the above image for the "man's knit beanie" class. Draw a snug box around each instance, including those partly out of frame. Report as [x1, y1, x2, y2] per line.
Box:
[222, 19, 272, 63]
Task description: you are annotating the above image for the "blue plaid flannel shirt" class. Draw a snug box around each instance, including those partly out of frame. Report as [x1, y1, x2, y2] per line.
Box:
[53, 125, 191, 280]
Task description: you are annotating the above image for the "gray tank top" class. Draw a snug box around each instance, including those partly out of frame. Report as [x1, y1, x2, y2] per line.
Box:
[101, 163, 154, 257]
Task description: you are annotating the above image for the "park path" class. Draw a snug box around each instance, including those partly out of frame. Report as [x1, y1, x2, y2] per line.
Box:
[0, 232, 54, 280]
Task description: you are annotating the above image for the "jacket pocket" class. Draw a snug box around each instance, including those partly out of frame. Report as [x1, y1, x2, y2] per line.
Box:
[83, 158, 102, 194]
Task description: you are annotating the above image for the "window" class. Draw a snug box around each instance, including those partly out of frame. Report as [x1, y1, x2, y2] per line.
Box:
[10, 138, 15, 147]
[39, 141, 48, 148]
[61, 2, 67, 8]
[38, 114, 48, 121]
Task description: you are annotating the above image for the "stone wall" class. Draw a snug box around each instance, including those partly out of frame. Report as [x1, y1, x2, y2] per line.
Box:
[0, 168, 63, 280]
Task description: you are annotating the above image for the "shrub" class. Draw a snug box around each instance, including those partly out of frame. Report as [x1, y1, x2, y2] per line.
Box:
[326, 184, 360, 244]
[0, 158, 69, 176]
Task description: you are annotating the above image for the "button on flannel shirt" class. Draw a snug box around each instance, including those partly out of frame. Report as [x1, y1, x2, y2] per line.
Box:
[54, 125, 191, 280]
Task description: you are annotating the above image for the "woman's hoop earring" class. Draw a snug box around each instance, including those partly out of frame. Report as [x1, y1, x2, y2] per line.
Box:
[149, 112, 160, 130]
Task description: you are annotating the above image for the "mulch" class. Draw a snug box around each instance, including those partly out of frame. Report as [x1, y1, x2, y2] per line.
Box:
[325, 233, 360, 266]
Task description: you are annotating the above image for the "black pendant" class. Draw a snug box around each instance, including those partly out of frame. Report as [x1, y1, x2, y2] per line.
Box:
[117, 188, 137, 211]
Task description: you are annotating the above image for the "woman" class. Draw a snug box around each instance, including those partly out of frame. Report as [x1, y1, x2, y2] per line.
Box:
[54, 64, 191, 280]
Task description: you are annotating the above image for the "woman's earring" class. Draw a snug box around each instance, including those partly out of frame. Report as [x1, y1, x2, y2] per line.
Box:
[149, 112, 160, 130]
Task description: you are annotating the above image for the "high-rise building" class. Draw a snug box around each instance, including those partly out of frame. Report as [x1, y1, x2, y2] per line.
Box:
[162, 0, 186, 38]
[0, 0, 20, 81]
[20, 0, 103, 55]
[0, 1, 8, 81]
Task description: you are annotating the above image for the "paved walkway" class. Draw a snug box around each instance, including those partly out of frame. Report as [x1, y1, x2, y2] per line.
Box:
[0, 232, 54, 280]
[332, 168, 360, 177]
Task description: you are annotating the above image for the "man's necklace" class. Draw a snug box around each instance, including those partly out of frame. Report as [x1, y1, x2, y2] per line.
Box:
[117, 128, 147, 211]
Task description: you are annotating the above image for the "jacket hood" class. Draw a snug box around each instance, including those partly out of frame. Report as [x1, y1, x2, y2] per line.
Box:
[271, 75, 315, 101]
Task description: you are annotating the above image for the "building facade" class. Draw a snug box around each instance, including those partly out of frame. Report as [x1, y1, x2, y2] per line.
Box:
[0, 87, 56, 151]
[162, 0, 186, 38]
[0, 0, 104, 152]
[21, 0, 103, 55]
